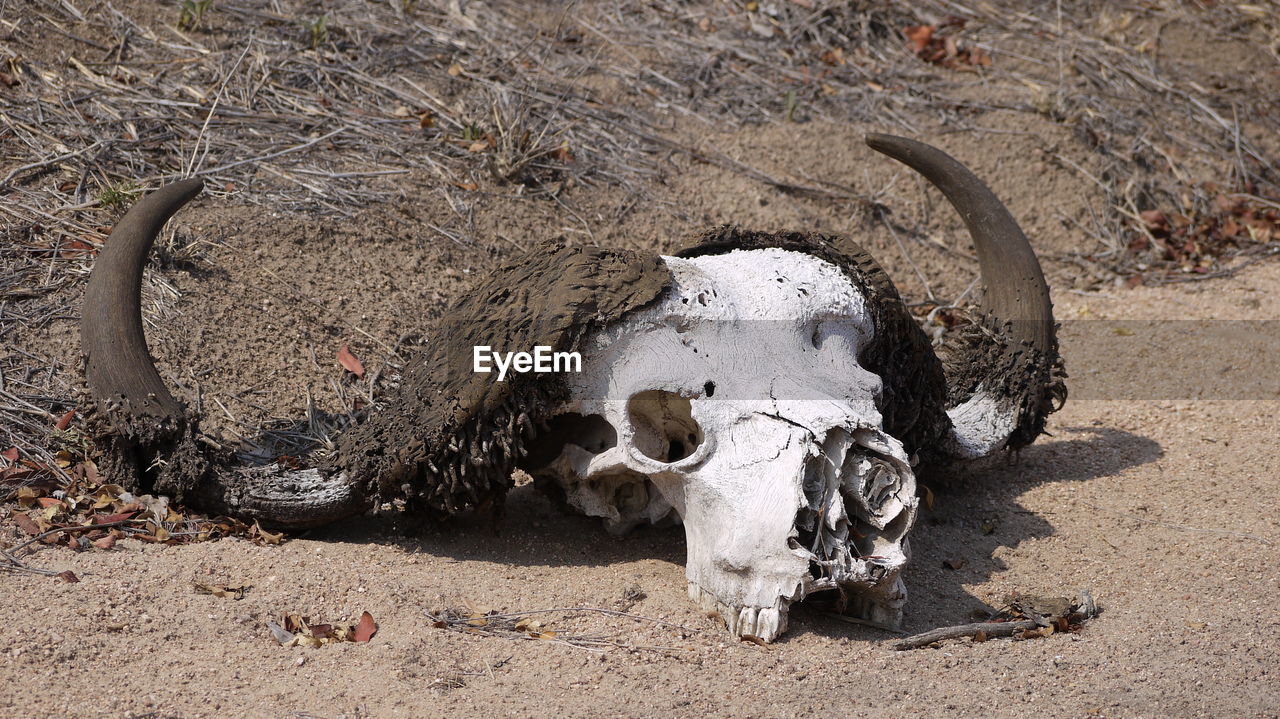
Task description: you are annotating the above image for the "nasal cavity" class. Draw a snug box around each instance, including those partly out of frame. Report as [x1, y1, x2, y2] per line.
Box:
[627, 390, 703, 462]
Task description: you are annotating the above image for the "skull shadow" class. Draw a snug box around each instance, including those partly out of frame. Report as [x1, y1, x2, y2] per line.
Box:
[312, 424, 1160, 642]
[796, 424, 1164, 641]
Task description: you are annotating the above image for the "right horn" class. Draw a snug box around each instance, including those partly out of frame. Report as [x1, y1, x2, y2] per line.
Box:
[866, 134, 1065, 457]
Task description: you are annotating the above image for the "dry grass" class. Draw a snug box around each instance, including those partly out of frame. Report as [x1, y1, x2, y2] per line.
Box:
[2, 0, 1278, 500]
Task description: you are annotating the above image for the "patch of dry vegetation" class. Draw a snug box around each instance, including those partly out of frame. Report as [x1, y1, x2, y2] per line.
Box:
[2, 0, 1278, 524]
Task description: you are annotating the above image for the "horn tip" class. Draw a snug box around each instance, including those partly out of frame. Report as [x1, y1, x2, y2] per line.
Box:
[864, 133, 915, 158]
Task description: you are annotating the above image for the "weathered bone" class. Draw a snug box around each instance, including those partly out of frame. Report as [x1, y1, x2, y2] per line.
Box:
[79, 134, 1063, 642]
[527, 248, 919, 641]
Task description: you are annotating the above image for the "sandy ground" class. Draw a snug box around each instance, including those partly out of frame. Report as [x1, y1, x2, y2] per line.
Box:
[3, 2, 1280, 718]
[3, 256, 1279, 719]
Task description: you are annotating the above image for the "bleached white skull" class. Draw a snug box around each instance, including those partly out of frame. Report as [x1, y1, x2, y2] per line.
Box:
[83, 135, 1062, 643]
[530, 248, 919, 641]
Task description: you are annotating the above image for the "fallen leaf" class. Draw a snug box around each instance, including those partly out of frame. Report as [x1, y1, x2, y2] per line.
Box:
[13, 512, 41, 536]
[336, 344, 365, 378]
[56, 570, 79, 583]
[1139, 209, 1167, 230]
[253, 522, 284, 545]
[453, 181, 479, 191]
[54, 410, 75, 430]
[16, 487, 37, 507]
[0, 71, 17, 88]
[467, 140, 489, 153]
[903, 25, 935, 54]
[92, 535, 117, 550]
[1, 447, 17, 464]
[193, 582, 249, 600]
[353, 611, 378, 642]
[36, 497, 63, 509]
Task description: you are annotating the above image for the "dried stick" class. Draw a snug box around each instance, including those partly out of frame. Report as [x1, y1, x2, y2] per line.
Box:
[893, 619, 1042, 650]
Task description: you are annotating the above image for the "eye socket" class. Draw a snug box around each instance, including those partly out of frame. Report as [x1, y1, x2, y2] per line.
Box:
[517, 413, 617, 471]
[809, 318, 863, 353]
[627, 390, 703, 463]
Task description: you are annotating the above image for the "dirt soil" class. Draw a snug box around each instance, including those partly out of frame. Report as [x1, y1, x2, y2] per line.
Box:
[3, 1, 1279, 717]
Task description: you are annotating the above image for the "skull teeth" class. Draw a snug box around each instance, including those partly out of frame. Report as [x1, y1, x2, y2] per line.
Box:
[688, 583, 787, 643]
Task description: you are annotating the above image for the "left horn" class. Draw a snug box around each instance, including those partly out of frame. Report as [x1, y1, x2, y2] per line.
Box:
[866, 134, 1064, 455]
[82, 178, 204, 440]
[82, 179, 365, 528]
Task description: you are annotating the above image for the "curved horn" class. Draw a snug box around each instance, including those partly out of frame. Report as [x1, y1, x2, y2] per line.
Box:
[866, 134, 1063, 455]
[81, 179, 364, 528]
[83, 178, 203, 439]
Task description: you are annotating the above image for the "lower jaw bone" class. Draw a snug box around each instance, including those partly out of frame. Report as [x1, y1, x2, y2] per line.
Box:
[689, 583, 788, 642]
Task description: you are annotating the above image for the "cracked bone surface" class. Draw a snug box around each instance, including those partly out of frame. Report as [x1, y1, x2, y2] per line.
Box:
[527, 248, 918, 642]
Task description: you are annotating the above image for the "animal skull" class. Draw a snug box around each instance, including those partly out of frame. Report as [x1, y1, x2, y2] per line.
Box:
[528, 248, 917, 641]
[80, 134, 1065, 643]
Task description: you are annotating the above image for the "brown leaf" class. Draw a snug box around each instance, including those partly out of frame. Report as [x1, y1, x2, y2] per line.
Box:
[309, 623, 335, 639]
[193, 582, 249, 600]
[92, 535, 117, 550]
[53, 409, 75, 430]
[453, 181, 479, 191]
[0, 71, 17, 88]
[13, 512, 41, 536]
[1, 446, 17, 465]
[36, 497, 63, 509]
[56, 570, 79, 583]
[336, 344, 365, 378]
[252, 522, 284, 545]
[353, 611, 378, 642]
[903, 25, 935, 54]
[1138, 209, 1167, 231]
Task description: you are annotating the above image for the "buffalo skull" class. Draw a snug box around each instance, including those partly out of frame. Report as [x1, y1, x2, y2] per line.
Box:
[80, 135, 1064, 641]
